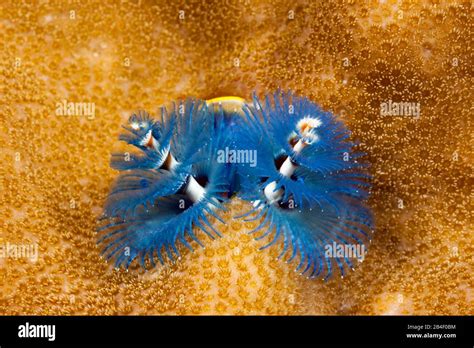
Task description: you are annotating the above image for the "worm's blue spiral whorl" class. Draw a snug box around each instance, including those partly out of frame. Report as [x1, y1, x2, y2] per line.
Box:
[98, 99, 231, 269]
[98, 92, 374, 279]
[234, 91, 374, 280]
[110, 110, 174, 171]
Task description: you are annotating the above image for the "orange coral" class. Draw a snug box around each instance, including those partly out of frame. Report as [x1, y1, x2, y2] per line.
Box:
[0, 0, 472, 315]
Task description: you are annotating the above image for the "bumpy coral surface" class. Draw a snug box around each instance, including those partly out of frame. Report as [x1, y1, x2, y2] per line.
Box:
[0, 0, 472, 314]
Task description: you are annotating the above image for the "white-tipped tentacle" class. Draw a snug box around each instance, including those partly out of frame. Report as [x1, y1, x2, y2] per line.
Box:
[264, 139, 305, 203]
[263, 117, 321, 204]
[143, 131, 207, 204]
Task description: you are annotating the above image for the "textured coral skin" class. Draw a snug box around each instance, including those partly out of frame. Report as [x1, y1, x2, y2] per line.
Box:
[0, 0, 472, 315]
